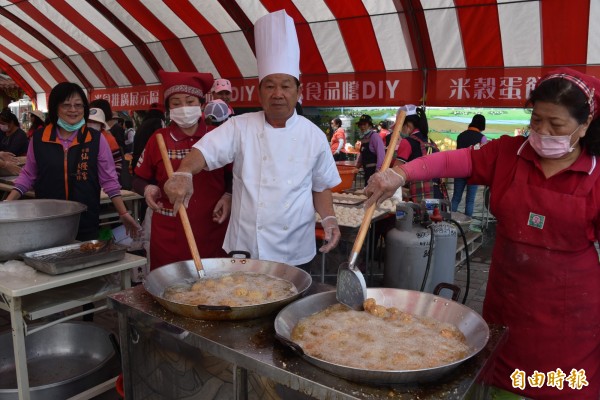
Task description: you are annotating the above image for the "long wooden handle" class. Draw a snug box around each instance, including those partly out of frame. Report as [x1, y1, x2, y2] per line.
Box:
[156, 133, 204, 273]
[348, 110, 407, 264]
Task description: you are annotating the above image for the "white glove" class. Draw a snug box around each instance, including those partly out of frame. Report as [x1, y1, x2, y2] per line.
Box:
[163, 171, 193, 214]
[119, 212, 143, 239]
[143, 184, 162, 211]
[364, 168, 406, 208]
[319, 216, 340, 253]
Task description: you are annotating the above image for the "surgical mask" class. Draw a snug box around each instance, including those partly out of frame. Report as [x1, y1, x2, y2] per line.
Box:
[57, 118, 85, 133]
[528, 125, 581, 159]
[0, 124, 7, 132]
[169, 106, 202, 128]
[87, 122, 103, 131]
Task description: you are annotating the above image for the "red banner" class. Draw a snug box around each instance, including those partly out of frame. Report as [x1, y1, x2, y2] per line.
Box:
[89, 66, 600, 110]
[90, 72, 424, 110]
[426, 66, 600, 107]
[90, 85, 162, 111]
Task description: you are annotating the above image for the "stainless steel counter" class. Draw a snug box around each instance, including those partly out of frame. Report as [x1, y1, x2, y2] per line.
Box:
[108, 284, 507, 400]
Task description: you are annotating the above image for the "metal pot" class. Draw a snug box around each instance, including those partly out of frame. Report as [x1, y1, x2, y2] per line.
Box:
[144, 256, 312, 320]
[0, 322, 120, 400]
[274, 288, 489, 385]
[0, 199, 86, 261]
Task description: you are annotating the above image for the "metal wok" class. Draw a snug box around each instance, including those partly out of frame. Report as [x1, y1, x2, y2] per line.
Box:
[144, 256, 312, 321]
[274, 288, 489, 385]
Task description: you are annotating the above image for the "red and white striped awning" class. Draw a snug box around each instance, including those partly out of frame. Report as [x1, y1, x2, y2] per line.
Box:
[1, 0, 599, 110]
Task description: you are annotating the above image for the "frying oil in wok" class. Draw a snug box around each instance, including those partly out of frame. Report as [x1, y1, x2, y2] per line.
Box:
[163, 272, 297, 307]
[291, 299, 469, 371]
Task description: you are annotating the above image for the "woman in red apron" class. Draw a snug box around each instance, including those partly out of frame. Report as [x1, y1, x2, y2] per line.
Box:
[364, 67, 600, 399]
[133, 71, 230, 269]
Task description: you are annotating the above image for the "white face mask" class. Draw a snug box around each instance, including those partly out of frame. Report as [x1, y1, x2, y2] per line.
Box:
[528, 125, 581, 159]
[169, 106, 202, 128]
[0, 124, 8, 132]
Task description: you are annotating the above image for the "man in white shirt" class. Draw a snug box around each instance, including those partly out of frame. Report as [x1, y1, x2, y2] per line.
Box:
[164, 10, 341, 267]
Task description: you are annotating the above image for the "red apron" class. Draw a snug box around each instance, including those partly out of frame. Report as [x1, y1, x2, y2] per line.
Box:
[484, 157, 600, 399]
[147, 128, 228, 270]
[150, 170, 228, 269]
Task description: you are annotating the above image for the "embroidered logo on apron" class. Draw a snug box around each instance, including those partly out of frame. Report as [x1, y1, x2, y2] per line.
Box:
[527, 212, 545, 229]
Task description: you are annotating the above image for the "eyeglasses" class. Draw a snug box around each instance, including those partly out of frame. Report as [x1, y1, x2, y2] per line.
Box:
[60, 103, 84, 111]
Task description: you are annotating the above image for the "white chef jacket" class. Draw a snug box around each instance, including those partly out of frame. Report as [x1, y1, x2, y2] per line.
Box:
[195, 111, 341, 265]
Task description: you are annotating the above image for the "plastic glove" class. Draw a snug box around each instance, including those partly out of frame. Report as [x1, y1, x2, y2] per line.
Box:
[319, 216, 340, 253]
[119, 212, 143, 239]
[163, 171, 193, 215]
[364, 168, 406, 208]
[143, 184, 163, 211]
[212, 193, 232, 223]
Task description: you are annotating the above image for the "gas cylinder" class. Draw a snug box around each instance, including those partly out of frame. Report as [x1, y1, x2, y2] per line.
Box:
[421, 202, 458, 298]
[384, 202, 433, 290]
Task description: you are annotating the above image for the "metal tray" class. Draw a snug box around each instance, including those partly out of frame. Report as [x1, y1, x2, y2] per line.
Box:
[20, 240, 127, 275]
[332, 193, 367, 206]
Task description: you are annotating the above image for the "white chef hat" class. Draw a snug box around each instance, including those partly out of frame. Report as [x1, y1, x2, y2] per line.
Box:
[254, 10, 300, 82]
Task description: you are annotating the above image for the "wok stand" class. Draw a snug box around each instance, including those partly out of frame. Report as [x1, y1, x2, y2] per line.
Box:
[108, 284, 507, 400]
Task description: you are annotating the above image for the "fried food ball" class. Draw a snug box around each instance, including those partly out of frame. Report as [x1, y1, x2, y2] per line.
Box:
[248, 290, 264, 301]
[203, 279, 217, 289]
[234, 287, 249, 297]
[363, 298, 377, 312]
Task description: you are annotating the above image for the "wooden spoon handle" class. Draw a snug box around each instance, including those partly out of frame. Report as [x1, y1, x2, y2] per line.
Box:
[156, 133, 204, 273]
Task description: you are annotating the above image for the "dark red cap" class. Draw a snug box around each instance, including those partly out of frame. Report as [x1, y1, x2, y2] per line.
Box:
[158, 70, 214, 101]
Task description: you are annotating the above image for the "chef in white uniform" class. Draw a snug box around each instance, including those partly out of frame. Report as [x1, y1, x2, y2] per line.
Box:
[164, 10, 341, 268]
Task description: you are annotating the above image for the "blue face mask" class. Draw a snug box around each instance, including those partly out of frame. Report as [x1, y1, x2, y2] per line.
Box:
[57, 117, 85, 132]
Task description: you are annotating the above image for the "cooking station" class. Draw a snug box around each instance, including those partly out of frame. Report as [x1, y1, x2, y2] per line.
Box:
[108, 284, 507, 400]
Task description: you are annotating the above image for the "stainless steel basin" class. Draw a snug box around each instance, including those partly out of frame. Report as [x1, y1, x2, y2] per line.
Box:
[0, 199, 86, 260]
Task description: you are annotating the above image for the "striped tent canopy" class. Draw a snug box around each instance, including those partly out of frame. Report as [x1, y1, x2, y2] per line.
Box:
[0, 0, 598, 110]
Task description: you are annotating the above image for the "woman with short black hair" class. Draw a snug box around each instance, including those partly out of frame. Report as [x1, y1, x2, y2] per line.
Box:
[6, 82, 140, 241]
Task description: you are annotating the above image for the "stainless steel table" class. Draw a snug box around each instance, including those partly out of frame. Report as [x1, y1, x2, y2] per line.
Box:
[108, 284, 507, 400]
[0, 253, 146, 400]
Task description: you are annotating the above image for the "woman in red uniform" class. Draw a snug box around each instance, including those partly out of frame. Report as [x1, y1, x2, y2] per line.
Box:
[364, 68, 600, 400]
[132, 71, 230, 269]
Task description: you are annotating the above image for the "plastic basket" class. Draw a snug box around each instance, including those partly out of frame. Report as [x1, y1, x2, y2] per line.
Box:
[332, 166, 358, 193]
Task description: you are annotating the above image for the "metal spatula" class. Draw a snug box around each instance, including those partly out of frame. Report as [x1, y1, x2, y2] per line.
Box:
[336, 110, 407, 310]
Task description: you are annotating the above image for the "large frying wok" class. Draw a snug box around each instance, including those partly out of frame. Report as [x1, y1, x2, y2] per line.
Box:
[144, 254, 312, 320]
[274, 288, 489, 385]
